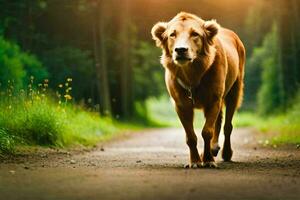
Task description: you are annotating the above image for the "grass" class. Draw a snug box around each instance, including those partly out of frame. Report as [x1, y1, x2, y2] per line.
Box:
[146, 96, 205, 128]
[146, 96, 180, 127]
[0, 78, 142, 155]
[234, 110, 300, 145]
[147, 95, 300, 145]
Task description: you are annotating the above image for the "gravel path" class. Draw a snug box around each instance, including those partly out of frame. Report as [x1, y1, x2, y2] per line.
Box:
[0, 128, 299, 200]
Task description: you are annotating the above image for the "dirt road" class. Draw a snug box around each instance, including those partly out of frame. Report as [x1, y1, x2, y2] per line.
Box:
[0, 128, 299, 200]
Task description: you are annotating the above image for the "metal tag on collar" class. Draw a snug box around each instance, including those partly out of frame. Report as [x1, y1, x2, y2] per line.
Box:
[176, 77, 195, 105]
[187, 88, 195, 105]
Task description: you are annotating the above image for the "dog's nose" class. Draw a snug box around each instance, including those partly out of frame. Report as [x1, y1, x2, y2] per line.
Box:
[175, 47, 188, 55]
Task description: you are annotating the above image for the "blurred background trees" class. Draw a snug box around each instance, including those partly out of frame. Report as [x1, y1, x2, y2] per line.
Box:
[0, 0, 300, 120]
[245, 0, 300, 115]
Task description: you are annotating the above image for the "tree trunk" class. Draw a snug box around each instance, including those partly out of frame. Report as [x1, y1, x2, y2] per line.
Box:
[291, 0, 300, 84]
[92, 0, 111, 116]
[277, 0, 299, 107]
[119, 0, 133, 118]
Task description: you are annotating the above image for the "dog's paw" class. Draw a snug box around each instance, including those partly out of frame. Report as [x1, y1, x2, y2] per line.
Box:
[222, 148, 233, 162]
[211, 143, 220, 157]
[201, 161, 218, 168]
[184, 162, 201, 169]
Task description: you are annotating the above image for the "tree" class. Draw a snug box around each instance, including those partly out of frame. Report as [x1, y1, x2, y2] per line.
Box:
[41, 46, 94, 101]
[243, 0, 273, 110]
[277, 0, 300, 107]
[244, 0, 300, 113]
[119, 0, 133, 118]
[91, 0, 111, 116]
[133, 41, 164, 101]
[256, 25, 284, 115]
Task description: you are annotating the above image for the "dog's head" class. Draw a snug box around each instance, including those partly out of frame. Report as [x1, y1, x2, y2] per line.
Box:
[151, 12, 219, 67]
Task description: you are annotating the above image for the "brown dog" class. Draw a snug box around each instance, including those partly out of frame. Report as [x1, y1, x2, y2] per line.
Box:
[151, 12, 245, 168]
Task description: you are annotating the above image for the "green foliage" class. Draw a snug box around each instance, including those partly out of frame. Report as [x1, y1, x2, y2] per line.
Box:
[0, 98, 62, 146]
[0, 37, 26, 89]
[273, 92, 300, 144]
[133, 41, 165, 101]
[21, 53, 48, 86]
[0, 36, 48, 89]
[0, 80, 141, 154]
[244, 45, 263, 110]
[234, 95, 300, 145]
[233, 112, 285, 132]
[256, 25, 283, 115]
[244, 1, 273, 56]
[41, 46, 94, 101]
[247, 24, 284, 115]
[242, 1, 273, 110]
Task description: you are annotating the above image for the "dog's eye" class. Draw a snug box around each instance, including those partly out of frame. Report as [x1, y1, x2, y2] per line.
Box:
[191, 31, 200, 37]
[170, 32, 176, 38]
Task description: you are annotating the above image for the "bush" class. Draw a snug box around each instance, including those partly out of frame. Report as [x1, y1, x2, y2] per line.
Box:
[0, 36, 48, 89]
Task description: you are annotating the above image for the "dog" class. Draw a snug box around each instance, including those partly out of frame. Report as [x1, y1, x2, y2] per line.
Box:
[151, 12, 245, 168]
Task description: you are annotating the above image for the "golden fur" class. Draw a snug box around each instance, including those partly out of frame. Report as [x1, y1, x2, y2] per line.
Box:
[151, 12, 245, 167]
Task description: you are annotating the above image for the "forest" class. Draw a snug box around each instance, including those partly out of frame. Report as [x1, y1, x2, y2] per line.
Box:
[0, 0, 300, 153]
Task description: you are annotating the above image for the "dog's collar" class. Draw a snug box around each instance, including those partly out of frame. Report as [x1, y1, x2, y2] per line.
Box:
[176, 77, 195, 105]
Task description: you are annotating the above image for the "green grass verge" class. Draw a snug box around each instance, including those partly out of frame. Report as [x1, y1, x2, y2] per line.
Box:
[0, 97, 142, 154]
[146, 96, 205, 128]
[0, 80, 143, 155]
[146, 95, 300, 145]
[234, 111, 300, 145]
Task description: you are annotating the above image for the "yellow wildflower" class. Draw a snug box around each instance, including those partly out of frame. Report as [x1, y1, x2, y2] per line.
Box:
[64, 94, 72, 100]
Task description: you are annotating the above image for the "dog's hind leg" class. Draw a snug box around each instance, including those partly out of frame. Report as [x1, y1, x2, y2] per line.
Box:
[222, 79, 242, 161]
[211, 108, 223, 157]
[201, 99, 222, 168]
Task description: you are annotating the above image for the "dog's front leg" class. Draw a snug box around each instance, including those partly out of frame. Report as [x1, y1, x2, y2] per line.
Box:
[175, 104, 201, 168]
[201, 99, 222, 168]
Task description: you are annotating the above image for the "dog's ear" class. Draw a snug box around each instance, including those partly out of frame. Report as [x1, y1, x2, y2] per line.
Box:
[151, 22, 167, 48]
[203, 19, 220, 43]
